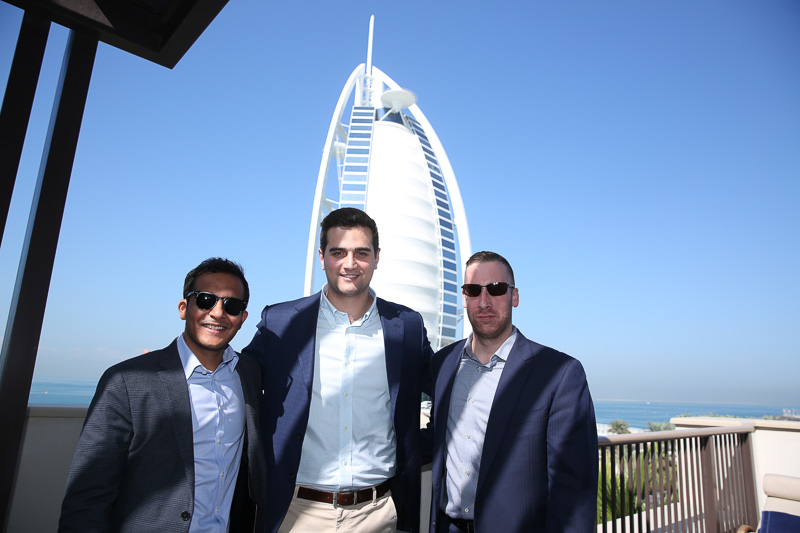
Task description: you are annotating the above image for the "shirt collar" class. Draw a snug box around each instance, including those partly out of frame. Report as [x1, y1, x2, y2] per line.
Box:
[319, 284, 378, 327]
[177, 333, 238, 379]
[463, 327, 518, 365]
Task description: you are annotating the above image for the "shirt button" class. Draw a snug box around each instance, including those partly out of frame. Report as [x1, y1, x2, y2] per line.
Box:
[344, 425, 348, 430]
[343, 460, 348, 465]
[469, 398, 474, 404]
[466, 434, 471, 440]
[465, 471, 470, 476]
[344, 392, 349, 397]
[464, 507, 470, 514]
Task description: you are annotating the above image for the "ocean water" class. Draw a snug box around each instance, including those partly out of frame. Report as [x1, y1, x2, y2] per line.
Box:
[29, 378, 793, 428]
[593, 399, 790, 429]
[29, 377, 97, 406]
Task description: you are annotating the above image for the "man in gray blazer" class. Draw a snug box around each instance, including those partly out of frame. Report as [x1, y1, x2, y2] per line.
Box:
[59, 258, 266, 533]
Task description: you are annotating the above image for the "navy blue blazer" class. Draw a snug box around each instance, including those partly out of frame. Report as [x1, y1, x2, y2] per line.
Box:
[429, 331, 598, 533]
[243, 292, 433, 533]
[59, 340, 267, 533]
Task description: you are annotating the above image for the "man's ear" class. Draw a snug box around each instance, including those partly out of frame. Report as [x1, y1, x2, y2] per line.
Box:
[318, 248, 325, 269]
[178, 299, 188, 320]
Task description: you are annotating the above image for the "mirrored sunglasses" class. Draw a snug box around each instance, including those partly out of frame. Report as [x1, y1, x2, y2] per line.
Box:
[461, 282, 515, 298]
[187, 291, 247, 316]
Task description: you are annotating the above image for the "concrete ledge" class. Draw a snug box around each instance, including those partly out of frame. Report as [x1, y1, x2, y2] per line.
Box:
[27, 404, 88, 418]
[671, 416, 800, 432]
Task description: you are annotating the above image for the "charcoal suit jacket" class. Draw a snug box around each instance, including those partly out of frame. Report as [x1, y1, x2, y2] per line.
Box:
[242, 292, 433, 533]
[59, 339, 267, 532]
[429, 330, 598, 533]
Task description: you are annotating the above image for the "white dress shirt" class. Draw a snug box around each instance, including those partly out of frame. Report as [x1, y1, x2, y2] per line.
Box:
[296, 287, 396, 490]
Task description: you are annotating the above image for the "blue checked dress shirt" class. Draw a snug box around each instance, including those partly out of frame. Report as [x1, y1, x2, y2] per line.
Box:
[443, 329, 518, 520]
[177, 334, 245, 533]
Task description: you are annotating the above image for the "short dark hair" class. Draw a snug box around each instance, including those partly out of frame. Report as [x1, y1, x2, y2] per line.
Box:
[319, 207, 379, 254]
[465, 251, 515, 284]
[183, 258, 249, 303]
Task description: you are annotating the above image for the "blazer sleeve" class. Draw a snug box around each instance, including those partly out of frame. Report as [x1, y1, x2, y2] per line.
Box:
[241, 305, 270, 370]
[58, 368, 134, 533]
[545, 358, 599, 531]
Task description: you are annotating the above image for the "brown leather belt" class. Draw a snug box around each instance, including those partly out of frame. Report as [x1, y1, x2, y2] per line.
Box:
[297, 479, 392, 506]
[439, 511, 475, 532]
[449, 517, 475, 532]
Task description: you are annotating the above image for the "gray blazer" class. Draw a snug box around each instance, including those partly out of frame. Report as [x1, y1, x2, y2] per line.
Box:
[58, 339, 266, 532]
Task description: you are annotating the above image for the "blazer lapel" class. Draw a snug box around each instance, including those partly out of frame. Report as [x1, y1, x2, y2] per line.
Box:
[157, 341, 195, 486]
[378, 299, 403, 419]
[476, 334, 536, 496]
[433, 341, 465, 465]
[290, 294, 321, 392]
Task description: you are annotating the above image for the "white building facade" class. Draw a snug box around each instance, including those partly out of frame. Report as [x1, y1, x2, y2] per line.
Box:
[304, 18, 471, 350]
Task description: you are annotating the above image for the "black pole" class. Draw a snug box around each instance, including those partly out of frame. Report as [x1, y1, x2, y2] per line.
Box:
[0, 11, 50, 247]
[0, 29, 96, 531]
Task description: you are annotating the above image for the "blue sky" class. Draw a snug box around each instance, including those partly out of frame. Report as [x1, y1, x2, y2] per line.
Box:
[1, 1, 798, 405]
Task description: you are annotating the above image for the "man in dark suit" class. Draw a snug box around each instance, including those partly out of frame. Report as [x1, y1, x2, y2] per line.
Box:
[430, 251, 598, 533]
[59, 258, 266, 533]
[243, 208, 432, 533]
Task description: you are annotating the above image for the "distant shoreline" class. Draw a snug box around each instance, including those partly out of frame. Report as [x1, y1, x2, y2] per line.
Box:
[28, 378, 794, 429]
[595, 398, 789, 406]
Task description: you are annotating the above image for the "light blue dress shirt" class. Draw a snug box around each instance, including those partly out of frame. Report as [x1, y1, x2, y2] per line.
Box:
[444, 328, 518, 519]
[296, 287, 395, 490]
[177, 334, 245, 533]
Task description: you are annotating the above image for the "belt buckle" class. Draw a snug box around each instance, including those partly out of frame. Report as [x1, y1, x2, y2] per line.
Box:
[333, 490, 353, 507]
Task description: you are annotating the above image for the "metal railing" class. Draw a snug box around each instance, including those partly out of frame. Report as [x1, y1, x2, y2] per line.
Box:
[598, 426, 757, 533]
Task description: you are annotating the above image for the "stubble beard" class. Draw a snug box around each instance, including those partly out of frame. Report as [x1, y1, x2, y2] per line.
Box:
[470, 310, 512, 343]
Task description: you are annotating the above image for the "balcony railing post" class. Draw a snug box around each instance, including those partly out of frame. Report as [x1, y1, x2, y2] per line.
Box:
[700, 435, 720, 533]
[601, 446, 608, 531]
[739, 432, 758, 528]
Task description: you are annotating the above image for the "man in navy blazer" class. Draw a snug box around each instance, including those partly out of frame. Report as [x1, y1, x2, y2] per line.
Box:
[429, 251, 598, 533]
[59, 258, 266, 532]
[243, 208, 432, 533]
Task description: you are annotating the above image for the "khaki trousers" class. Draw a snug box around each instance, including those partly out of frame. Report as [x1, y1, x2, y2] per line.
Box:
[277, 486, 398, 533]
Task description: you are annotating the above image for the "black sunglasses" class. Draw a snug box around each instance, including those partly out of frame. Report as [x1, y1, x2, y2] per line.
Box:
[187, 291, 247, 316]
[461, 282, 515, 298]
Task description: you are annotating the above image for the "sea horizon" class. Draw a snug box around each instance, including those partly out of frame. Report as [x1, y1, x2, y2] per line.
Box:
[29, 377, 796, 429]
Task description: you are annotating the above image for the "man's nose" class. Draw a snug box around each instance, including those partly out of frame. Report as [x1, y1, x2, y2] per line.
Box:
[477, 287, 491, 307]
[209, 299, 225, 318]
[344, 252, 357, 268]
